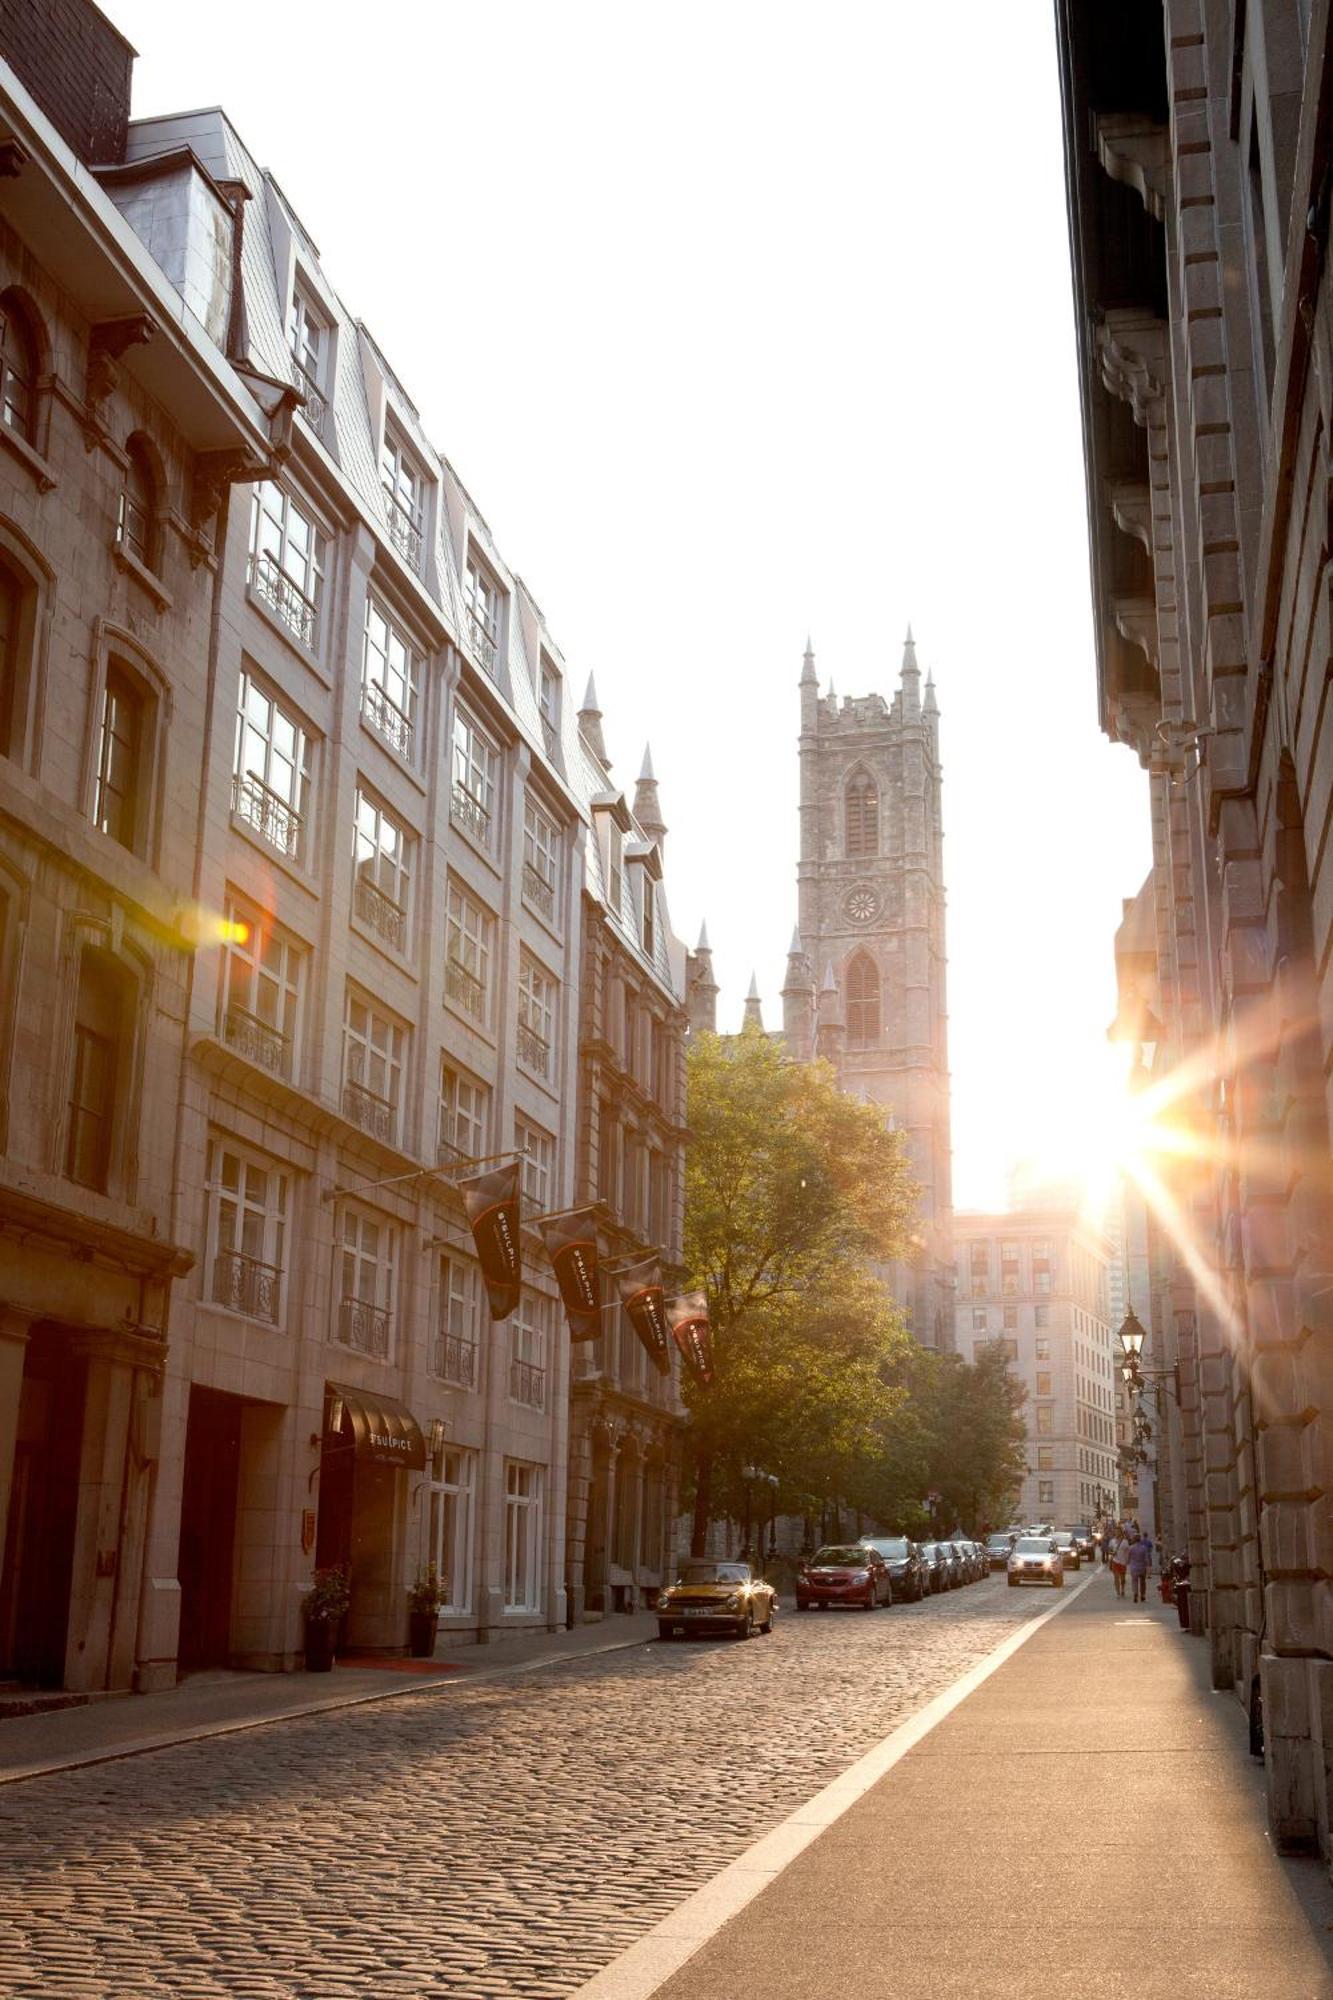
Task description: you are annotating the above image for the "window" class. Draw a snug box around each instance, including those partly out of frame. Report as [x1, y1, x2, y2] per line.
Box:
[338, 1206, 395, 1357]
[845, 770, 878, 858]
[1035, 1336, 1051, 1362]
[1001, 1241, 1020, 1297]
[1002, 1305, 1018, 1331]
[352, 786, 412, 953]
[444, 881, 492, 1022]
[232, 669, 310, 860]
[1033, 1240, 1053, 1297]
[65, 949, 126, 1193]
[248, 486, 325, 648]
[439, 1062, 489, 1165]
[652, 1019, 674, 1108]
[451, 709, 498, 847]
[515, 1116, 554, 1211]
[517, 955, 555, 1078]
[969, 1242, 988, 1297]
[0, 561, 20, 757]
[288, 288, 327, 435]
[219, 896, 303, 1079]
[0, 294, 37, 442]
[642, 877, 656, 960]
[342, 989, 405, 1145]
[92, 661, 146, 853]
[846, 953, 880, 1045]
[1035, 1304, 1050, 1329]
[503, 1460, 543, 1611]
[427, 1442, 476, 1613]
[1036, 1371, 1052, 1398]
[116, 438, 156, 570]
[510, 1292, 549, 1409]
[972, 1308, 988, 1333]
[597, 1099, 619, 1206]
[606, 820, 624, 913]
[362, 596, 420, 762]
[434, 1256, 480, 1389]
[649, 1150, 669, 1243]
[537, 656, 560, 747]
[522, 795, 559, 922]
[1038, 1480, 1054, 1508]
[465, 552, 501, 675]
[998, 1338, 1018, 1362]
[381, 429, 426, 573]
[1037, 1446, 1054, 1472]
[208, 1141, 287, 1324]
[1036, 1406, 1053, 1435]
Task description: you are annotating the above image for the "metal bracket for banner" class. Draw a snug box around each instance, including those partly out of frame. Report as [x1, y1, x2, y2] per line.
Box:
[321, 1148, 525, 1205]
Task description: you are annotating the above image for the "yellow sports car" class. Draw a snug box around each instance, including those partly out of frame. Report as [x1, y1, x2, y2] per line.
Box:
[656, 1560, 778, 1641]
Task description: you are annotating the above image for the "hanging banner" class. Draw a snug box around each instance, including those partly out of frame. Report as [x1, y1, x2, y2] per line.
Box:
[459, 1160, 521, 1320]
[667, 1291, 714, 1386]
[537, 1208, 603, 1341]
[617, 1255, 672, 1375]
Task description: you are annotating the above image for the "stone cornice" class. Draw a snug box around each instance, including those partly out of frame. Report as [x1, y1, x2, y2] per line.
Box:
[0, 1180, 193, 1278]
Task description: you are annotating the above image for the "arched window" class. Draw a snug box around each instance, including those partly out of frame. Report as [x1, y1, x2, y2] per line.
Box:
[847, 953, 880, 1046]
[845, 770, 878, 858]
[117, 436, 157, 570]
[0, 294, 37, 442]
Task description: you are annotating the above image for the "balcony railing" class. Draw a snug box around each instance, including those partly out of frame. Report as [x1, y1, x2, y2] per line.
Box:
[450, 783, 492, 847]
[522, 862, 555, 922]
[354, 874, 407, 952]
[293, 361, 327, 439]
[343, 1075, 396, 1145]
[516, 1019, 550, 1077]
[250, 549, 318, 648]
[383, 488, 424, 574]
[232, 770, 302, 858]
[223, 1002, 291, 1078]
[362, 679, 415, 762]
[212, 1249, 281, 1325]
[339, 1295, 391, 1358]
[509, 1357, 546, 1410]
[446, 956, 485, 1020]
[433, 1330, 478, 1389]
[467, 611, 497, 678]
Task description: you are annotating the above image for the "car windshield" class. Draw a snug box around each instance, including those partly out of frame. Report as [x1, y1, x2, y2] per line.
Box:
[1014, 1538, 1053, 1554]
[986, 1536, 1011, 1549]
[1053, 1533, 1073, 1546]
[920, 1543, 938, 1558]
[677, 1562, 750, 1585]
[812, 1547, 866, 1565]
[868, 1538, 910, 1557]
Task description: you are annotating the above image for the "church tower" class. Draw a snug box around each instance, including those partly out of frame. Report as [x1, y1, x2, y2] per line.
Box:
[795, 632, 954, 1350]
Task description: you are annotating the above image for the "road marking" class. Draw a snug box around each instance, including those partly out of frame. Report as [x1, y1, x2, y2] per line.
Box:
[571, 1567, 1102, 2000]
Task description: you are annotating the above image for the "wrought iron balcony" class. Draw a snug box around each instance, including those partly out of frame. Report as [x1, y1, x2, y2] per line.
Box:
[343, 1075, 396, 1145]
[516, 1019, 550, 1077]
[450, 782, 492, 847]
[249, 549, 318, 648]
[522, 862, 555, 922]
[433, 1330, 478, 1389]
[509, 1357, 546, 1410]
[362, 678, 415, 761]
[339, 1295, 391, 1358]
[293, 362, 327, 439]
[222, 1002, 291, 1078]
[212, 1249, 281, 1324]
[383, 488, 424, 574]
[231, 770, 302, 858]
[445, 956, 485, 1020]
[467, 611, 497, 678]
[354, 874, 407, 952]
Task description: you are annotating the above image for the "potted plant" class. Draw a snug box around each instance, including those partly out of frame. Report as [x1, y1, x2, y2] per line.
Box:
[301, 1564, 349, 1673]
[408, 1564, 444, 1657]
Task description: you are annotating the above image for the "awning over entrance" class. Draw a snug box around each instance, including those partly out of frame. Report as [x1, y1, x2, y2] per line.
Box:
[326, 1381, 426, 1470]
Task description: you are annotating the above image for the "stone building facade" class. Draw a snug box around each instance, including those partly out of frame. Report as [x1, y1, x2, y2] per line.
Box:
[1058, 0, 1333, 1851]
[0, 0, 688, 1689]
[953, 1209, 1117, 1528]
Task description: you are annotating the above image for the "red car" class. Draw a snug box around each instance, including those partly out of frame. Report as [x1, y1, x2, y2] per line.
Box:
[795, 1544, 890, 1611]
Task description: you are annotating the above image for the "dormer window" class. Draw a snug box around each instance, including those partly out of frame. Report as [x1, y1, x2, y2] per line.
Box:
[381, 429, 426, 575]
[537, 655, 560, 754]
[288, 288, 328, 437]
[464, 552, 501, 677]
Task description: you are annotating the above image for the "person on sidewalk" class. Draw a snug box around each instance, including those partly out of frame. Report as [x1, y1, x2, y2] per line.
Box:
[1110, 1529, 1132, 1598]
[1127, 1532, 1153, 1604]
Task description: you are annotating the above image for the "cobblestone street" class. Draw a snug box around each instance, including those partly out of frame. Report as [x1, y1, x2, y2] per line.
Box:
[0, 1577, 1061, 1999]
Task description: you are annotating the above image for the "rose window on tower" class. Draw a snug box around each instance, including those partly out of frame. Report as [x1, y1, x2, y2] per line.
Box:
[843, 884, 881, 925]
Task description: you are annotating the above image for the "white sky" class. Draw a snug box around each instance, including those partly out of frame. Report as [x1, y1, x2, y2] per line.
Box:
[114, 0, 1152, 1212]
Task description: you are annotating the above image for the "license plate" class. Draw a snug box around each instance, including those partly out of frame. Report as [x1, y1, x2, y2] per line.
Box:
[681, 1607, 714, 1617]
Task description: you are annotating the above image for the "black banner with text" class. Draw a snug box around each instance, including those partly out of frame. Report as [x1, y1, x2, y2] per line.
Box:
[667, 1291, 714, 1386]
[538, 1209, 603, 1341]
[617, 1255, 672, 1376]
[459, 1161, 522, 1320]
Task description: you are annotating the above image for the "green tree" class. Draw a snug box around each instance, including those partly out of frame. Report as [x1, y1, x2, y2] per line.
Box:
[918, 1342, 1028, 1533]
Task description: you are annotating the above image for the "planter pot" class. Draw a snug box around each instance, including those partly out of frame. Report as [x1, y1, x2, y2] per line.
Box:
[304, 1617, 337, 1673]
[408, 1610, 439, 1659]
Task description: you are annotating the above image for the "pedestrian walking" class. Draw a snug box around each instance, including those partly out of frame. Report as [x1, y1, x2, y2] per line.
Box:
[1127, 1532, 1153, 1604]
[1110, 1530, 1131, 1598]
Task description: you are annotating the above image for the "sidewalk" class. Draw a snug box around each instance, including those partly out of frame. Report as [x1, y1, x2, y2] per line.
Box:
[585, 1571, 1333, 2000]
[0, 1609, 659, 1785]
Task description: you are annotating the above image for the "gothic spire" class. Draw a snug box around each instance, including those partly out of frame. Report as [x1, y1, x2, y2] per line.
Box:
[634, 742, 666, 856]
[743, 973, 765, 1032]
[578, 673, 608, 767]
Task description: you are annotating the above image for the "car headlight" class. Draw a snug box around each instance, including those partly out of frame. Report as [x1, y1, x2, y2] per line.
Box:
[851, 1570, 869, 1582]
[725, 1593, 744, 1611]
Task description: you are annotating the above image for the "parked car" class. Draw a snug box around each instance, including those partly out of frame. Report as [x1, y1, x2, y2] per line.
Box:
[945, 1539, 975, 1583]
[858, 1535, 926, 1602]
[984, 1533, 1015, 1571]
[796, 1545, 890, 1611]
[1008, 1535, 1064, 1588]
[1051, 1530, 1081, 1571]
[917, 1541, 950, 1594]
[935, 1542, 965, 1589]
[1069, 1524, 1095, 1564]
[657, 1560, 778, 1640]
[963, 1540, 988, 1581]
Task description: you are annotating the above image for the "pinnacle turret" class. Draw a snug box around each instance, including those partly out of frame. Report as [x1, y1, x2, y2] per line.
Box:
[743, 973, 765, 1032]
[800, 636, 817, 686]
[633, 741, 667, 856]
[578, 673, 609, 767]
